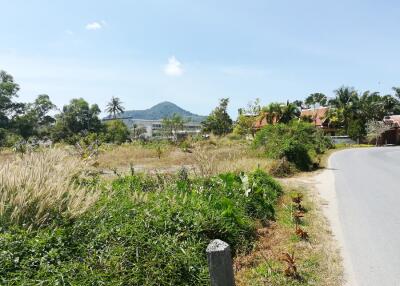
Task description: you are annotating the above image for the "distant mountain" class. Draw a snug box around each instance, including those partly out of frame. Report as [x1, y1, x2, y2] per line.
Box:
[106, 101, 206, 123]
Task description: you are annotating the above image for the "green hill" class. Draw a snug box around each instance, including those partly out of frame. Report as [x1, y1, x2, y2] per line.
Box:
[107, 101, 206, 123]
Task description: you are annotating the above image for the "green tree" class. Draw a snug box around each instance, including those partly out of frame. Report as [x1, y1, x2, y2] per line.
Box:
[293, 100, 304, 109]
[52, 98, 102, 142]
[106, 96, 125, 119]
[234, 99, 261, 137]
[105, 120, 130, 144]
[304, 93, 328, 126]
[392, 87, 400, 100]
[12, 94, 56, 138]
[327, 87, 358, 132]
[259, 103, 283, 124]
[280, 102, 300, 123]
[0, 70, 21, 129]
[305, 93, 327, 109]
[162, 113, 185, 141]
[253, 121, 332, 171]
[202, 98, 233, 136]
[347, 119, 365, 142]
[233, 114, 256, 136]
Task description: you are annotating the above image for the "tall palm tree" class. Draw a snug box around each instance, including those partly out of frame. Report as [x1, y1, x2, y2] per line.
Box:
[392, 87, 400, 100]
[304, 93, 327, 126]
[280, 102, 300, 123]
[105, 96, 125, 119]
[305, 93, 327, 109]
[259, 103, 283, 124]
[330, 87, 357, 130]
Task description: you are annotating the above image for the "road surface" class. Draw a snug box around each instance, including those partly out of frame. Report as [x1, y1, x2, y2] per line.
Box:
[330, 147, 400, 286]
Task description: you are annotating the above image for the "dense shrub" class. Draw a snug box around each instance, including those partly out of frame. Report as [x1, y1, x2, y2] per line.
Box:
[104, 119, 130, 144]
[268, 158, 296, 177]
[253, 122, 333, 171]
[0, 170, 281, 285]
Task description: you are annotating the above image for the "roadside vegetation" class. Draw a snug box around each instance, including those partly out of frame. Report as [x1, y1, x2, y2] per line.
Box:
[1, 68, 394, 285]
[235, 185, 343, 286]
[0, 150, 282, 285]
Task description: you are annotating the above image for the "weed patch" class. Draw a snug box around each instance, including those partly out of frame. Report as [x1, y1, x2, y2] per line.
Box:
[0, 169, 281, 285]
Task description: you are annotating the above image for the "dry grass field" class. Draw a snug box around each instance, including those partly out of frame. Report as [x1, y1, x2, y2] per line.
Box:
[95, 139, 275, 176]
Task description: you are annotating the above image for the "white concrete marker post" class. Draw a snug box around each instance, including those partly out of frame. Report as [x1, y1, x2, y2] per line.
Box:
[206, 239, 235, 286]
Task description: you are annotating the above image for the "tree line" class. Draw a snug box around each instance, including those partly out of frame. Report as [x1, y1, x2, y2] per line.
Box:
[204, 87, 400, 142]
[1, 68, 400, 146]
[0, 70, 130, 146]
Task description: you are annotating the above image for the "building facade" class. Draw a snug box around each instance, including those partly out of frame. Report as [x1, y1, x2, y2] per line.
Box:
[105, 118, 202, 138]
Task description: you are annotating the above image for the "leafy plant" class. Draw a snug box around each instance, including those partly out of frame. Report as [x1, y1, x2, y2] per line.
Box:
[295, 224, 309, 240]
[293, 210, 305, 225]
[292, 193, 304, 211]
[281, 252, 299, 278]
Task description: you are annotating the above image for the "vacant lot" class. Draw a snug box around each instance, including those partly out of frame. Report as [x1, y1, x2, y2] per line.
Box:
[95, 139, 275, 176]
[0, 136, 341, 285]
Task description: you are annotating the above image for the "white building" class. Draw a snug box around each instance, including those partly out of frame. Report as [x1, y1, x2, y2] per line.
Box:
[105, 118, 202, 138]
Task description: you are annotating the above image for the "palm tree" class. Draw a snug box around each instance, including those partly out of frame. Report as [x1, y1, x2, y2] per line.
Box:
[259, 103, 283, 124]
[280, 102, 300, 123]
[105, 96, 125, 119]
[392, 87, 400, 100]
[328, 87, 358, 132]
[329, 87, 357, 109]
[304, 93, 327, 126]
[305, 93, 327, 109]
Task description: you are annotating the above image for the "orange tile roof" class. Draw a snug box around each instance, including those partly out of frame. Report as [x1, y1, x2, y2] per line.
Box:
[300, 107, 329, 126]
[383, 115, 400, 127]
[253, 113, 279, 129]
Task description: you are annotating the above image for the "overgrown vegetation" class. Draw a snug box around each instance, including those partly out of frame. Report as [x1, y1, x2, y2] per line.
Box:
[235, 187, 343, 286]
[0, 149, 282, 285]
[253, 122, 332, 172]
[0, 150, 100, 228]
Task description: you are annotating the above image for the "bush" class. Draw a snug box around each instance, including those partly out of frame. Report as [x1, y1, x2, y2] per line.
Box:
[0, 170, 282, 285]
[268, 158, 296, 177]
[2, 131, 23, 147]
[104, 120, 130, 144]
[253, 122, 332, 171]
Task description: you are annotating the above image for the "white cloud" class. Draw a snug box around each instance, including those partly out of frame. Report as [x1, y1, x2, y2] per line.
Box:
[164, 56, 184, 77]
[65, 29, 74, 35]
[85, 22, 103, 30]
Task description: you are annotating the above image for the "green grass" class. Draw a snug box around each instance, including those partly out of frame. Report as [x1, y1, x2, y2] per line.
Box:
[235, 188, 343, 286]
[0, 169, 282, 285]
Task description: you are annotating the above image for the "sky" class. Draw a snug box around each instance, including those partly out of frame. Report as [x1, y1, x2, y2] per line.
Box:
[1, 0, 400, 117]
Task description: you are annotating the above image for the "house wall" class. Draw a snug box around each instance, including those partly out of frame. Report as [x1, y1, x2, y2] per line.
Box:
[381, 128, 400, 145]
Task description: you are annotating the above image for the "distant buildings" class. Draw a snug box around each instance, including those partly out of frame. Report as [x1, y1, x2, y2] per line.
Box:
[104, 117, 202, 138]
[252, 106, 337, 135]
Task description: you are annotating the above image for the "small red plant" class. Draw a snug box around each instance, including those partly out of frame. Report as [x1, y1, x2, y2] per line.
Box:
[295, 224, 309, 240]
[281, 252, 299, 278]
[293, 210, 304, 224]
[292, 193, 305, 211]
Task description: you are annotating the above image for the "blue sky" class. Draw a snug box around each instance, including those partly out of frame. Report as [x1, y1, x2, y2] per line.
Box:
[1, 0, 400, 116]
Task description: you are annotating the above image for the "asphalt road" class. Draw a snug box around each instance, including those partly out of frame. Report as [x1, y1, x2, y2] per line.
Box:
[331, 147, 400, 286]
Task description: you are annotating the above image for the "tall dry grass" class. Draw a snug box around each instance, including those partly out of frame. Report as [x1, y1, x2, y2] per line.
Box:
[192, 145, 274, 177]
[0, 149, 100, 228]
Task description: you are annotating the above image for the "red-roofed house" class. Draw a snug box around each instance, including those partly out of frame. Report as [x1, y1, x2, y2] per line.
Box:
[381, 115, 400, 145]
[253, 113, 279, 130]
[300, 107, 336, 134]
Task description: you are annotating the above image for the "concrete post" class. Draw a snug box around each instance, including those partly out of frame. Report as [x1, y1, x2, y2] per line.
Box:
[206, 239, 235, 286]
